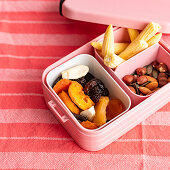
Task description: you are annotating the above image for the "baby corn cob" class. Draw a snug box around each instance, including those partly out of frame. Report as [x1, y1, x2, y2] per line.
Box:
[147, 33, 162, 47]
[128, 28, 139, 41]
[104, 53, 125, 68]
[91, 42, 129, 54]
[119, 22, 161, 59]
[91, 42, 103, 50]
[114, 43, 129, 54]
[102, 24, 114, 57]
[119, 40, 148, 60]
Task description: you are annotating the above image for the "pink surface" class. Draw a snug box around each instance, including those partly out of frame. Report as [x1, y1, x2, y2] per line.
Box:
[0, 0, 170, 169]
[63, 0, 170, 33]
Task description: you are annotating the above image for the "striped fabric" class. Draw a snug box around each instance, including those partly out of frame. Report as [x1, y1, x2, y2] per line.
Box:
[0, 0, 169, 169]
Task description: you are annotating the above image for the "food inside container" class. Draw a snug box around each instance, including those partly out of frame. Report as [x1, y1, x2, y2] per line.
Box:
[46, 54, 131, 130]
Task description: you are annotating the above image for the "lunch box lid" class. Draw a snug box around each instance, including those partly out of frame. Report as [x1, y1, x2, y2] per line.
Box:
[60, 0, 170, 34]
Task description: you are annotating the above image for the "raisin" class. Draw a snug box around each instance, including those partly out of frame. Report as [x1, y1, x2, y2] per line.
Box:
[102, 88, 109, 96]
[89, 86, 102, 103]
[76, 77, 86, 87]
[73, 113, 87, 122]
[84, 73, 95, 83]
[84, 79, 98, 95]
[52, 76, 62, 88]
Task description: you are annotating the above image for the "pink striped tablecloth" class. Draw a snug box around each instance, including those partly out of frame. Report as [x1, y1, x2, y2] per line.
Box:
[0, 0, 169, 169]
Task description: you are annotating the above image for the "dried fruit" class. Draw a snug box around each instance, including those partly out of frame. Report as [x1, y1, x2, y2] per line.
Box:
[138, 87, 151, 95]
[84, 79, 98, 95]
[152, 69, 158, 79]
[93, 96, 109, 126]
[53, 79, 71, 94]
[73, 113, 87, 122]
[106, 99, 125, 120]
[52, 76, 62, 88]
[84, 73, 95, 83]
[80, 106, 95, 121]
[68, 81, 94, 110]
[58, 91, 80, 114]
[74, 76, 86, 87]
[89, 86, 102, 103]
[145, 81, 158, 90]
[122, 75, 134, 85]
[158, 77, 168, 87]
[136, 67, 147, 75]
[157, 63, 169, 73]
[146, 64, 153, 75]
[137, 76, 148, 85]
[128, 86, 136, 94]
[81, 120, 98, 129]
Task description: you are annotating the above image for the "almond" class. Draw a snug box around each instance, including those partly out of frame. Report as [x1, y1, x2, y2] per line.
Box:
[147, 88, 160, 95]
[138, 87, 151, 95]
[145, 76, 157, 82]
[137, 76, 148, 85]
[128, 86, 136, 94]
[145, 81, 158, 90]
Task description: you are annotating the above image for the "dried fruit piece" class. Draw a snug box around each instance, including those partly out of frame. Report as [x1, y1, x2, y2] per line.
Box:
[84, 73, 95, 83]
[146, 65, 153, 75]
[81, 120, 98, 129]
[84, 79, 98, 95]
[93, 96, 109, 126]
[58, 91, 80, 114]
[136, 67, 147, 75]
[157, 63, 169, 73]
[52, 76, 62, 88]
[152, 69, 158, 79]
[53, 79, 71, 94]
[137, 76, 148, 85]
[80, 106, 95, 121]
[145, 81, 158, 90]
[89, 86, 102, 103]
[106, 99, 125, 120]
[138, 87, 151, 95]
[122, 75, 134, 85]
[68, 81, 94, 110]
[128, 86, 136, 94]
[62, 65, 89, 79]
[158, 77, 168, 87]
[73, 113, 87, 122]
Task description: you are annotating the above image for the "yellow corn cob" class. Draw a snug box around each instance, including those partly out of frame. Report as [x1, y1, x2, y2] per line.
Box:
[104, 53, 125, 68]
[119, 40, 148, 60]
[114, 43, 129, 54]
[128, 28, 139, 41]
[91, 42, 129, 54]
[147, 33, 162, 47]
[91, 42, 103, 50]
[102, 24, 114, 57]
[119, 22, 161, 59]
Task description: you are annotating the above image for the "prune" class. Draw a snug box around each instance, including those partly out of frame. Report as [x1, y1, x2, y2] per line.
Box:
[102, 88, 109, 96]
[76, 76, 86, 87]
[73, 113, 87, 122]
[84, 79, 98, 95]
[52, 76, 62, 88]
[84, 73, 94, 83]
[89, 86, 102, 103]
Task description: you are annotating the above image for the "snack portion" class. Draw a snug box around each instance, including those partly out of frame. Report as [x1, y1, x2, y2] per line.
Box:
[91, 22, 162, 69]
[122, 61, 169, 96]
[52, 65, 126, 130]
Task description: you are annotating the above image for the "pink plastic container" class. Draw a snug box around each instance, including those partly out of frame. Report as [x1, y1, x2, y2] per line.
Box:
[42, 27, 170, 151]
[95, 28, 170, 107]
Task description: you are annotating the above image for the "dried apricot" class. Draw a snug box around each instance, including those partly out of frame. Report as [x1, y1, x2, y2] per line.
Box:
[68, 81, 94, 110]
[81, 120, 98, 129]
[106, 99, 125, 120]
[93, 96, 109, 126]
[53, 79, 71, 94]
[58, 91, 80, 114]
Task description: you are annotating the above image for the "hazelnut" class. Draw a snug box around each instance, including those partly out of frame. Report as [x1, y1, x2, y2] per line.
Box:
[136, 67, 147, 75]
[158, 73, 168, 80]
[158, 77, 168, 87]
[122, 75, 134, 85]
[157, 63, 169, 73]
[137, 76, 148, 85]
[151, 61, 158, 68]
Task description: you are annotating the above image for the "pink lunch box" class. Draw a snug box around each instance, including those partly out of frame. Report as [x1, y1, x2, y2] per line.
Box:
[42, 0, 170, 151]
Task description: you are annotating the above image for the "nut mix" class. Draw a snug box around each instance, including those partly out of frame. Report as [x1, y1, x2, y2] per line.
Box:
[52, 65, 125, 130]
[122, 61, 169, 95]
